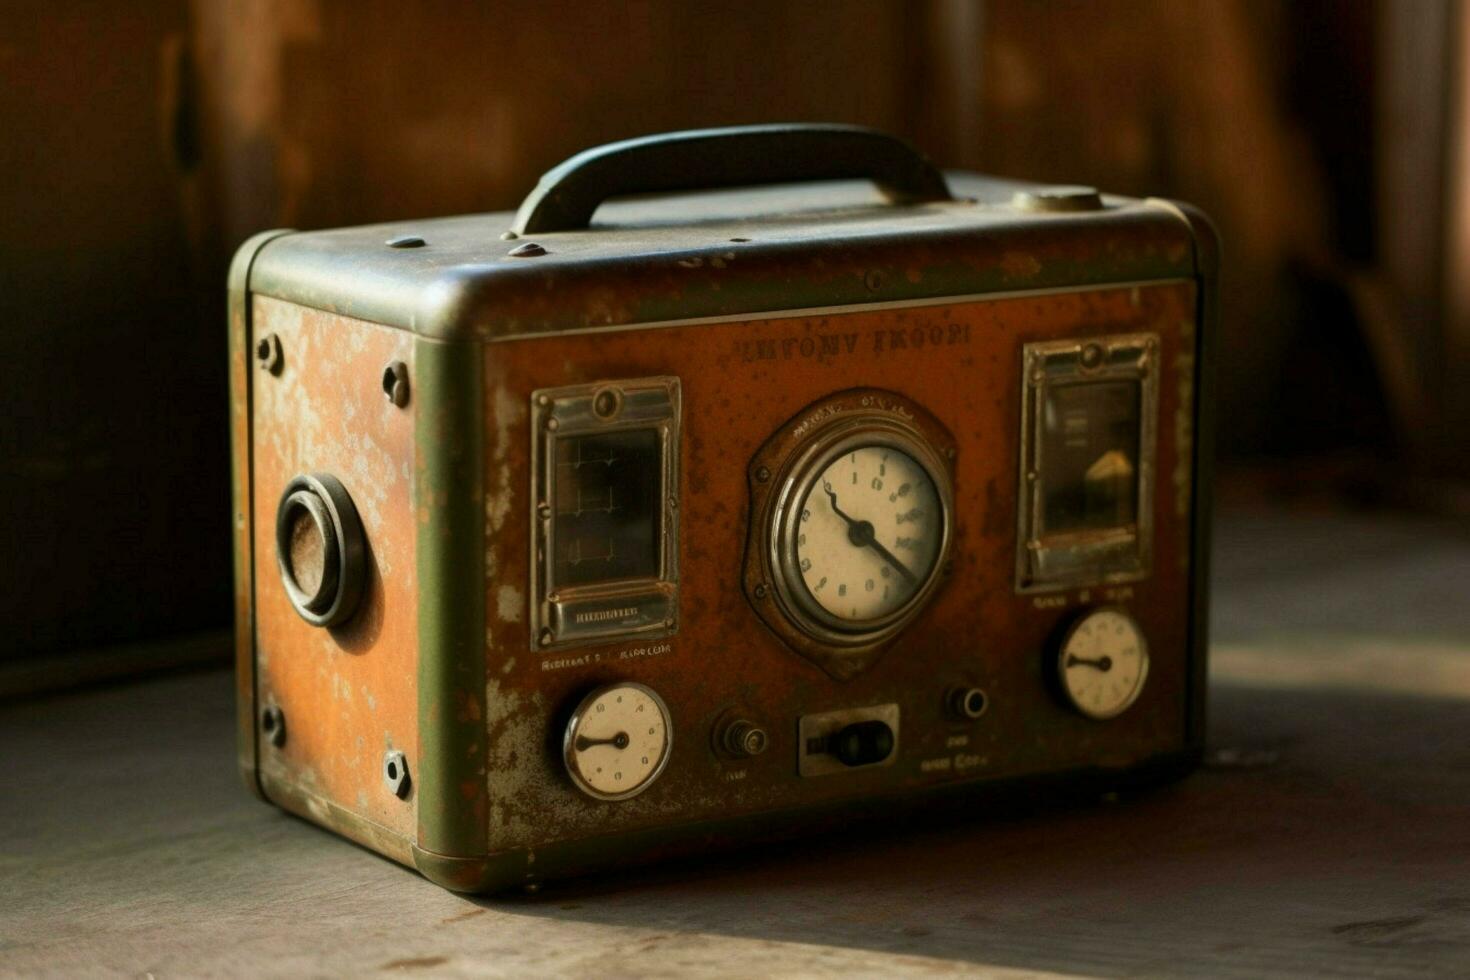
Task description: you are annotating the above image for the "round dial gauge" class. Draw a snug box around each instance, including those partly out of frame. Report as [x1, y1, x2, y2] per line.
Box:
[795, 446, 944, 622]
[1058, 608, 1149, 720]
[562, 683, 672, 801]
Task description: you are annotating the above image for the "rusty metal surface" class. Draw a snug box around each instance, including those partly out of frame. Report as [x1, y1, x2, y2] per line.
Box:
[234, 171, 1211, 888]
[481, 282, 1198, 856]
[249, 297, 419, 839]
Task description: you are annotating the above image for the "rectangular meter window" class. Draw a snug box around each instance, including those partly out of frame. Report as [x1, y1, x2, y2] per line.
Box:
[531, 378, 680, 648]
[1017, 335, 1158, 592]
[552, 429, 662, 588]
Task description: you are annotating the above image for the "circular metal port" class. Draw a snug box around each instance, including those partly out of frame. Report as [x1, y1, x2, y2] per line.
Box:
[948, 686, 989, 720]
[275, 473, 366, 627]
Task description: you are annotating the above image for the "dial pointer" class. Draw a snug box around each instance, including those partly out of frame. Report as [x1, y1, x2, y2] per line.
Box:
[825, 488, 915, 582]
[575, 731, 631, 751]
[1066, 654, 1113, 672]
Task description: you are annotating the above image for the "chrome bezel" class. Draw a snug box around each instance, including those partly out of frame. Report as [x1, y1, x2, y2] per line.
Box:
[767, 417, 954, 650]
[530, 377, 680, 650]
[1056, 607, 1151, 721]
[1016, 333, 1159, 592]
[562, 682, 673, 802]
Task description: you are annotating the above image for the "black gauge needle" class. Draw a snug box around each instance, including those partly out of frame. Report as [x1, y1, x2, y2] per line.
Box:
[575, 731, 630, 751]
[1066, 654, 1113, 672]
[824, 488, 916, 583]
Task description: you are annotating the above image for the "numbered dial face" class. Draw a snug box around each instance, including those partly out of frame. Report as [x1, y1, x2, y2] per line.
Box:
[1058, 609, 1149, 719]
[563, 683, 672, 801]
[794, 445, 944, 624]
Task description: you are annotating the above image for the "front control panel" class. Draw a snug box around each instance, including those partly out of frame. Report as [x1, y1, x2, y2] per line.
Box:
[499, 284, 1200, 836]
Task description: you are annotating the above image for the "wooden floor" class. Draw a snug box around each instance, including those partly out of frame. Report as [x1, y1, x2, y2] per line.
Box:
[4, 507, 1470, 978]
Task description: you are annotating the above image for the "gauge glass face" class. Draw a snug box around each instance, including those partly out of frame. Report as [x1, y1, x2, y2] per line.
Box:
[1059, 609, 1148, 719]
[793, 445, 943, 624]
[564, 684, 671, 800]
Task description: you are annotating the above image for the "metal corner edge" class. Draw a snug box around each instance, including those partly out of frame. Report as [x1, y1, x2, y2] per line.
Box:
[1146, 197, 1219, 750]
[412, 334, 489, 862]
[229, 228, 296, 802]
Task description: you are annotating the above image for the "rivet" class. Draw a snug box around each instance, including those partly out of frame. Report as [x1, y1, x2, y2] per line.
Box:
[386, 235, 425, 249]
[255, 333, 283, 375]
[1080, 344, 1104, 370]
[864, 270, 884, 291]
[545, 417, 559, 431]
[753, 583, 768, 600]
[382, 360, 410, 407]
[501, 230, 519, 241]
[537, 502, 551, 521]
[755, 466, 771, 483]
[592, 388, 621, 420]
[539, 628, 554, 647]
[509, 242, 547, 257]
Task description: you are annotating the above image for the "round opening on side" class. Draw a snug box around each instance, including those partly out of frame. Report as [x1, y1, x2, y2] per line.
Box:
[274, 474, 366, 628]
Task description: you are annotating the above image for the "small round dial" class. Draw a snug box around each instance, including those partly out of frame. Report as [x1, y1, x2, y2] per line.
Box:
[562, 683, 671, 801]
[1058, 608, 1149, 720]
[795, 446, 944, 622]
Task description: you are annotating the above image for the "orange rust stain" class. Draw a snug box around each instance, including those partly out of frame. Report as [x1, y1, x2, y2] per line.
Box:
[1000, 251, 1043, 278]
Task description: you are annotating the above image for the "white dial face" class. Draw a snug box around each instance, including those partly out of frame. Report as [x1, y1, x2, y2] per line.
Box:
[794, 445, 943, 623]
[564, 683, 671, 800]
[1059, 609, 1149, 719]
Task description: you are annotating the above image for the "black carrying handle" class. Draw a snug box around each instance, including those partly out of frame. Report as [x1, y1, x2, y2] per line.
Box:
[510, 124, 953, 235]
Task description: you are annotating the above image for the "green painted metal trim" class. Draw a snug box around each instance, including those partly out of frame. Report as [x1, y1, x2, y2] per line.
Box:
[1145, 199, 1219, 751]
[413, 335, 488, 862]
[227, 228, 296, 801]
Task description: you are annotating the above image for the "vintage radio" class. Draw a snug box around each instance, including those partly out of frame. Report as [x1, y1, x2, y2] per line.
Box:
[230, 125, 1216, 892]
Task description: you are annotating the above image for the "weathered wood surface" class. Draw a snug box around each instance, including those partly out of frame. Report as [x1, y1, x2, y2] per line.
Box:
[3, 508, 1469, 977]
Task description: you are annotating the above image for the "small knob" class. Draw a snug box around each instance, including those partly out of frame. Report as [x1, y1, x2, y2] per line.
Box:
[721, 720, 769, 758]
[829, 720, 894, 767]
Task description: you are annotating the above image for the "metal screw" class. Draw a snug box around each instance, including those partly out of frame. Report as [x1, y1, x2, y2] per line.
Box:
[261, 704, 286, 747]
[508, 242, 547, 257]
[255, 333, 283, 375]
[385, 235, 425, 249]
[383, 750, 411, 799]
[753, 583, 768, 600]
[592, 388, 621, 420]
[755, 466, 771, 483]
[864, 270, 884, 291]
[1080, 344, 1104, 370]
[382, 361, 410, 407]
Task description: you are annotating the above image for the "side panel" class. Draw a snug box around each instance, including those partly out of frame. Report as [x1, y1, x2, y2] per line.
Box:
[249, 297, 420, 844]
[482, 282, 1199, 855]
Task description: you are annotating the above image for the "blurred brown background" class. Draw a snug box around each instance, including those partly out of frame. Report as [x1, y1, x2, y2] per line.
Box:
[3, 0, 1468, 689]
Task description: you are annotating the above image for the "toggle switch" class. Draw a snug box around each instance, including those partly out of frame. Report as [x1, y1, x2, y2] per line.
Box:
[828, 720, 895, 767]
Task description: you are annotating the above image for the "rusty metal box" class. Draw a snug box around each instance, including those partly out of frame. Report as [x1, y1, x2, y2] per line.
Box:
[230, 125, 1217, 891]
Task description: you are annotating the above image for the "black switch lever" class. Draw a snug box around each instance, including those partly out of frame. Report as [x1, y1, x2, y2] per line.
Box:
[829, 720, 895, 767]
